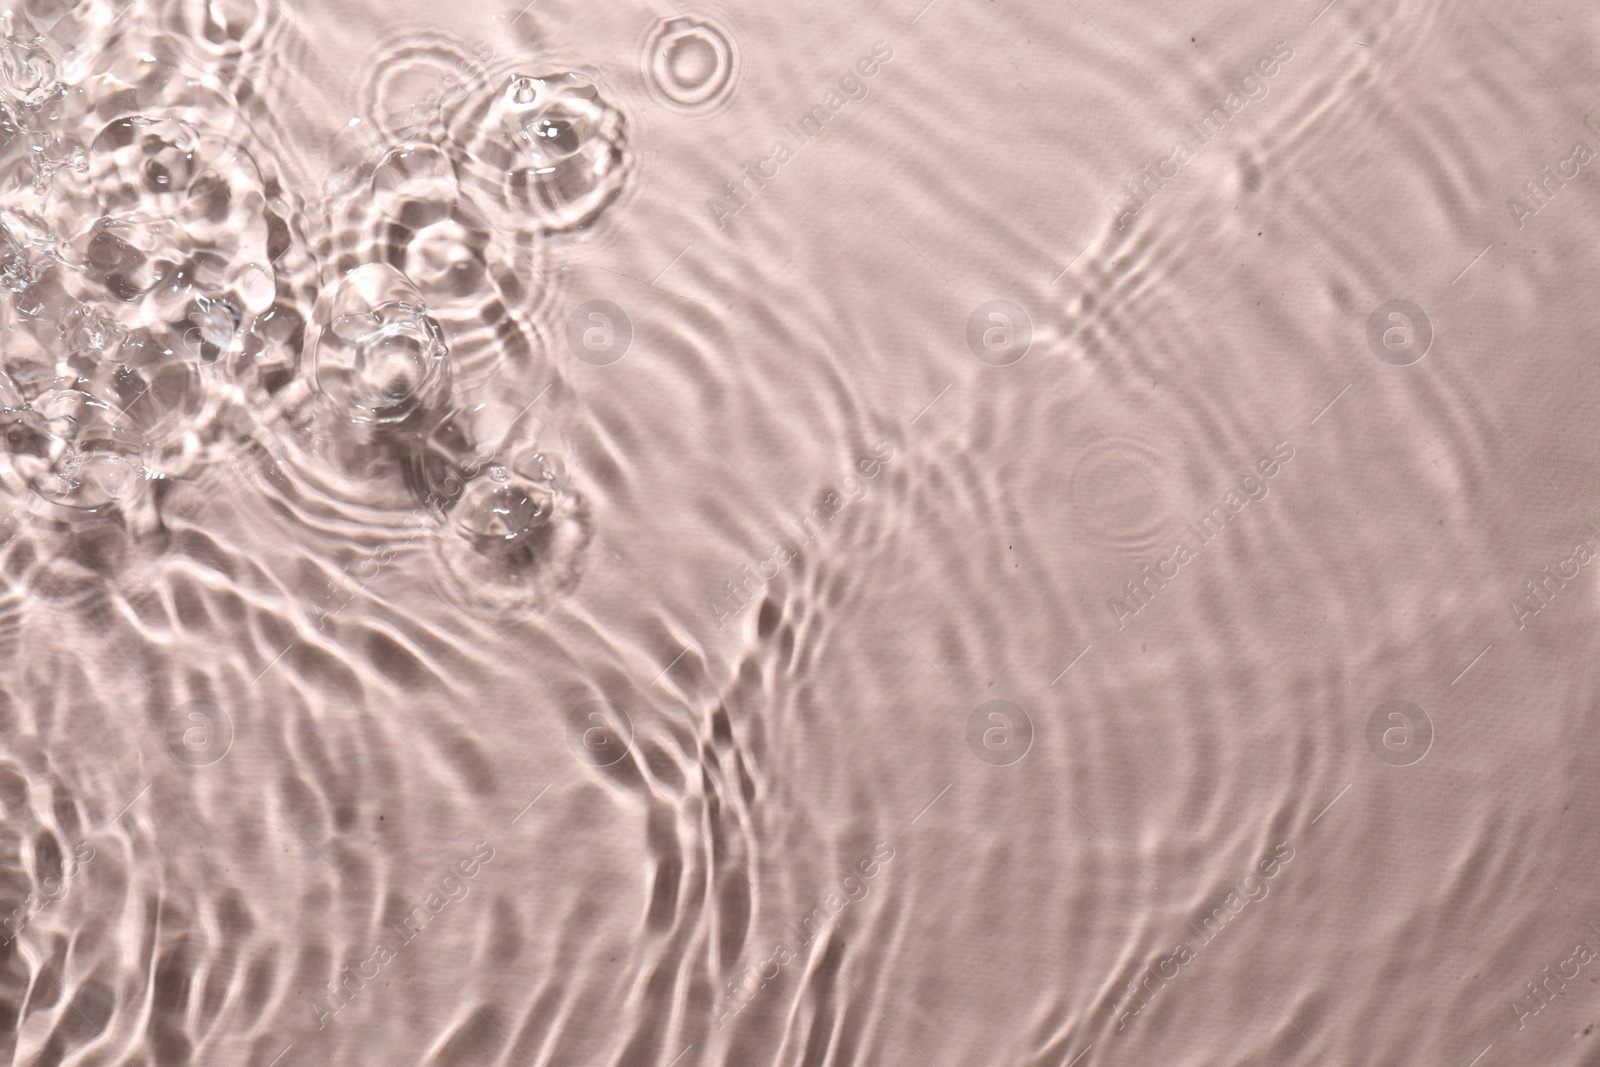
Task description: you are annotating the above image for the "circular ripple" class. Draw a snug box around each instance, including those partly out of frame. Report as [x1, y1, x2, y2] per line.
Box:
[34, 66, 280, 480]
[1068, 437, 1173, 550]
[312, 262, 451, 427]
[444, 68, 632, 235]
[358, 30, 495, 143]
[0, 5, 627, 633]
[641, 12, 740, 114]
[153, 0, 276, 62]
[312, 140, 550, 392]
[430, 400, 591, 610]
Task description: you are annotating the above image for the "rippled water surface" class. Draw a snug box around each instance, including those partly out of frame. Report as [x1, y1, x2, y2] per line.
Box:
[2, 0, 1600, 1063]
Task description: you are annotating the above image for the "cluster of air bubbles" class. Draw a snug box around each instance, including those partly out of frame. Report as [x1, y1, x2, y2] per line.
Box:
[0, 10, 60, 110]
[363, 142, 504, 313]
[0, 8, 89, 199]
[0, 13, 629, 597]
[0, 367, 146, 520]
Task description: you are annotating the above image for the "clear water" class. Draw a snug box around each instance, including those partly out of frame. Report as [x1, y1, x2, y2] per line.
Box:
[0, 0, 1597, 1064]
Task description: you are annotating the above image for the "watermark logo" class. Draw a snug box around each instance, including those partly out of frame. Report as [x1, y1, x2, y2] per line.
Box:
[1507, 117, 1600, 230]
[1106, 41, 1294, 230]
[165, 700, 233, 767]
[309, 841, 496, 1029]
[1510, 535, 1596, 630]
[716, 841, 895, 1027]
[568, 699, 634, 766]
[1105, 841, 1294, 1033]
[966, 300, 1031, 366]
[565, 299, 632, 366]
[0, 840, 94, 947]
[709, 442, 894, 628]
[1511, 938, 1596, 1031]
[1366, 300, 1432, 366]
[966, 699, 1033, 766]
[1365, 699, 1432, 766]
[1107, 441, 1295, 629]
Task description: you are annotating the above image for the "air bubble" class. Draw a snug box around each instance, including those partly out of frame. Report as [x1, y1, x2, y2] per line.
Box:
[0, 375, 146, 514]
[427, 399, 590, 607]
[452, 475, 554, 549]
[642, 14, 739, 114]
[450, 71, 630, 234]
[0, 12, 62, 111]
[314, 263, 450, 426]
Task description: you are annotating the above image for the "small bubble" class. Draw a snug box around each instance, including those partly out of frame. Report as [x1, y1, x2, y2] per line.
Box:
[532, 451, 568, 490]
[456, 71, 629, 232]
[525, 116, 578, 155]
[453, 477, 553, 548]
[643, 14, 739, 113]
[315, 264, 450, 424]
